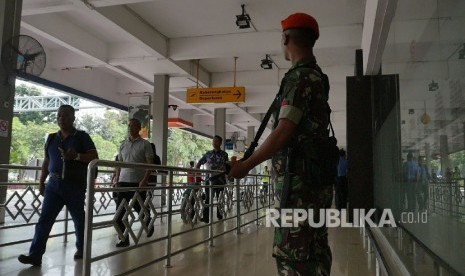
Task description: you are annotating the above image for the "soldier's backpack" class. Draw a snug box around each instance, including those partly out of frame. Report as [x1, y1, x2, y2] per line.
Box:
[311, 66, 339, 187]
[150, 143, 161, 165]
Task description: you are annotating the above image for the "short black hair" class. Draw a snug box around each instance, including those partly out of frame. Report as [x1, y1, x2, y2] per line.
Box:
[59, 104, 75, 115]
[339, 149, 346, 157]
[214, 135, 223, 144]
[284, 28, 316, 48]
[129, 118, 141, 128]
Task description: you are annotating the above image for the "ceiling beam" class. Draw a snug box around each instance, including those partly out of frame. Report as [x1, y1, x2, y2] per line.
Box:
[22, 0, 160, 16]
[95, 5, 167, 57]
[169, 25, 362, 61]
[22, 14, 108, 64]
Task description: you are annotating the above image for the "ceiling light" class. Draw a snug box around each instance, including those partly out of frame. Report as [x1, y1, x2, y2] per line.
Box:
[235, 4, 251, 29]
[168, 104, 178, 111]
[260, 54, 273, 70]
[428, 80, 439, 91]
[459, 44, 465, 60]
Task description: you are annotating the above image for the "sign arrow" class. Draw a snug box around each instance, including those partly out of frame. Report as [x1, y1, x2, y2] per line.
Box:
[233, 90, 242, 99]
[186, 86, 245, 103]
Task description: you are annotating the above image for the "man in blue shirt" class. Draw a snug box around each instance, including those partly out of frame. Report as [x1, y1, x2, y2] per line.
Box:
[335, 149, 348, 211]
[403, 152, 419, 211]
[196, 135, 228, 223]
[18, 105, 98, 266]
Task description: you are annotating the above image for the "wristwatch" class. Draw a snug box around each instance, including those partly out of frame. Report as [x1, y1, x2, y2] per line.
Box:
[74, 153, 81, 161]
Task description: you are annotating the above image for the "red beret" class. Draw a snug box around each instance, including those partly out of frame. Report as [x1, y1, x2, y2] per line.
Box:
[281, 13, 319, 40]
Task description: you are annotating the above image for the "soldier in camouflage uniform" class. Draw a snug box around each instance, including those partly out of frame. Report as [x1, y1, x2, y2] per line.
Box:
[229, 12, 333, 275]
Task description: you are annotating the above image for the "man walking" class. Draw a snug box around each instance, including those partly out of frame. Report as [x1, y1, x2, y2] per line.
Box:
[18, 105, 98, 266]
[229, 13, 333, 275]
[196, 135, 228, 223]
[335, 149, 348, 211]
[113, 118, 154, 247]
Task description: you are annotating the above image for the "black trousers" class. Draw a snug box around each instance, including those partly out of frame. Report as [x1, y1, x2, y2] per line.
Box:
[115, 182, 151, 235]
[203, 180, 224, 221]
[335, 176, 348, 211]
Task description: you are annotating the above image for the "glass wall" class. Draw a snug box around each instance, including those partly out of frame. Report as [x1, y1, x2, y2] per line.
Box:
[376, 0, 465, 274]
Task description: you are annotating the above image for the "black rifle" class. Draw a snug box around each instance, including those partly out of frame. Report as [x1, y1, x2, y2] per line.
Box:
[241, 88, 283, 162]
[214, 88, 282, 180]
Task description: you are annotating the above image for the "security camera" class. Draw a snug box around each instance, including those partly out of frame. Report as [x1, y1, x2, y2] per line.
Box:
[172, 105, 178, 111]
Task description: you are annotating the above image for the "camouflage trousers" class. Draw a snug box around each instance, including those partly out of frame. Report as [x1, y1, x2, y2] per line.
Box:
[276, 257, 331, 276]
[273, 176, 333, 276]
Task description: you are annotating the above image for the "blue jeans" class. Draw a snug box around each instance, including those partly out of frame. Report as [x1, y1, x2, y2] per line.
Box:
[29, 175, 86, 259]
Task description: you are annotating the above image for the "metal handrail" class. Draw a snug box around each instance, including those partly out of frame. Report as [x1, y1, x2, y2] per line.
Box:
[82, 160, 273, 275]
[0, 162, 273, 275]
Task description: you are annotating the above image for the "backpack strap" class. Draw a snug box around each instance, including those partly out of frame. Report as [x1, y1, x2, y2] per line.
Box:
[241, 86, 284, 161]
[44, 132, 57, 158]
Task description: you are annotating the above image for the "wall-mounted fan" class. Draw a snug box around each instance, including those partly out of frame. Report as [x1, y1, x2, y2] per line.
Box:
[1, 35, 46, 76]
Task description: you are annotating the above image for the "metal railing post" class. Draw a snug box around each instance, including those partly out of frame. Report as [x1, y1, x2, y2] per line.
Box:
[448, 181, 453, 216]
[255, 177, 259, 226]
[208, 180, 214, 247]
[430, 183, 435, 213]
[83, 160, 97, 276]
[236, 178, 241, 235]
[164, 171, 174, 268]
[64, 208, 69, 243]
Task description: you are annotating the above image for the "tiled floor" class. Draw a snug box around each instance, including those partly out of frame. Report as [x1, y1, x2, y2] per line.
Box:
[0, 217, 377, 276]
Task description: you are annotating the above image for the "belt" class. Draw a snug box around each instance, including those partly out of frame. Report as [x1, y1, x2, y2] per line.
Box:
[49, 173, 62, 179]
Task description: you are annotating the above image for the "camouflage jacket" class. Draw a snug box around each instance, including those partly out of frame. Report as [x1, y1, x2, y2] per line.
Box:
[271, 58, 334, 264]
[271, 58, 331, 197]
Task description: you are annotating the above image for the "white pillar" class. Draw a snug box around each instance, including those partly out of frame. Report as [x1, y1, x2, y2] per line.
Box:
[440, 135, 449, 174]
[362, 0, 397, 75]
[214, 108, 226, 150]
[152, 75, 169, 209]
[247, 126, 255, 147]
[152, 75, 169, 165]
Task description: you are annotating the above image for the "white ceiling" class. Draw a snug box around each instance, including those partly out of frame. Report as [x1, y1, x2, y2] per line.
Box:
[17, 0, 465, 151]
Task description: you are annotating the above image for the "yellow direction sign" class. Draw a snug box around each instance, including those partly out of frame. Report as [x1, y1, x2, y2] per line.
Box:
[187, 87, 245, 104]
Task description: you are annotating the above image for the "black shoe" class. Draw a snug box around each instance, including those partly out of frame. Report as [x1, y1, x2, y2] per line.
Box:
[18, 254, 42, 266]
[74, 250, 83, 260]
[116, 239, 130, 247]
[217, 215, 223, 220]
[200, 218, 209, 223]
[147, 227, 154, 238]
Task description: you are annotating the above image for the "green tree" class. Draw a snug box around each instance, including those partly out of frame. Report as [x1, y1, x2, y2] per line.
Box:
[90, 134, 118, 161]
[76, 113, 102, 135]
[9, 118, 28, 165]
[100, 110, 128, 146]
[75, 110, 127, 147]
[10, 117, 56, 180]
[14, 84, 55, 124]
[167, 129, 211, 167]
[10, 117, 56, 165]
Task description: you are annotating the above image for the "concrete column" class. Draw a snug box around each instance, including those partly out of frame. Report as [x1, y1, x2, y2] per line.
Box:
[463, 122, 465, 150]
[0, 0, 22, 224]
[214, 108, 226, 150]
[152, 75, 169, 165]
[247, 126, 255, 147]
[425, 143, 430, 168]
[361, 0, 397, 75]
[152, 75, 169, 209]
[439, 135, 449, 174]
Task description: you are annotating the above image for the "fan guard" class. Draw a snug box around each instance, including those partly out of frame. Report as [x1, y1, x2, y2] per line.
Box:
[1, 35, 46, 76]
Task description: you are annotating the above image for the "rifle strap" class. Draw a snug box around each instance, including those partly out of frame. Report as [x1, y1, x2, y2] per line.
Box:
[242, 87, 283, 160]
